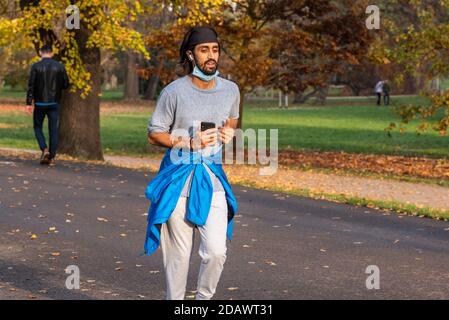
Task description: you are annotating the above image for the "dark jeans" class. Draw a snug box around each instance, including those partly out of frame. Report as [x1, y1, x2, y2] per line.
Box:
[33, 104, 59, 159]
[384, 94, 390, 106]
[376, 93, 382, 106]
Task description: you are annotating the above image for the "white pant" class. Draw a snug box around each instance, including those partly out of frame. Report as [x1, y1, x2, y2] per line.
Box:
[160, 191, 228, 300]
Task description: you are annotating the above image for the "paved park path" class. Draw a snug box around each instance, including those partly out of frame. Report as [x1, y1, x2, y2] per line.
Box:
[2, 144, 449, 214]
[104, 154, 449, 213]
[1, 152, 449, 299]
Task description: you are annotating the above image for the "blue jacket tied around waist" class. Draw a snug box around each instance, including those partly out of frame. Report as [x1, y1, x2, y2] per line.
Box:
[143, 146, 238, 256]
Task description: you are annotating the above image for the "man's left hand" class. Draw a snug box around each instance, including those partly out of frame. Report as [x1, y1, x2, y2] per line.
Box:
[26, 105, 34, 115]
[219, 126, 235, 144]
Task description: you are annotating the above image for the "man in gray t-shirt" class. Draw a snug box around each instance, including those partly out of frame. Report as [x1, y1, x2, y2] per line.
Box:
[146, 26, 239, 300]
[148, 74, 239, 197]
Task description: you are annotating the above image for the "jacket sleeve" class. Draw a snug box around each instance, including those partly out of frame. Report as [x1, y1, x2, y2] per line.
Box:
[61, 65, 70, 90]
[26, 64, 36, 105]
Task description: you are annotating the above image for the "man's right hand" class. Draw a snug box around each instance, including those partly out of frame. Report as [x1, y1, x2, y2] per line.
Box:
[26, 105, 34, 115]
[193, 128, 218, 150]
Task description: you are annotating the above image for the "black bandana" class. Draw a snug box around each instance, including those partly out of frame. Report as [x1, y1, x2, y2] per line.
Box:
[179, 26, 219, 62]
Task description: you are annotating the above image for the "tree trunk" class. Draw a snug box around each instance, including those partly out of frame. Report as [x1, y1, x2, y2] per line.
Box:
[237, 90, 245, 130]
[313, 86, 329, 106]
[144, 56, 164, 100]
[349, 85, 361, 96]
[403, 72, 417, 94]
[144, 75, 159, 100]
[228, 90, 245, 163]
[58, 35, 103, 160]
[294, 88, 319, 104]
[123, 51, 140, 100]
[293, 92, 303, 103]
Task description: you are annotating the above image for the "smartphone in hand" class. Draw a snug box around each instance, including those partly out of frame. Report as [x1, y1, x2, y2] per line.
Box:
[200, 121, 216, 132]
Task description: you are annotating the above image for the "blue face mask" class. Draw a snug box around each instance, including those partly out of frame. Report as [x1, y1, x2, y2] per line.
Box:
[192, 65, 219, 82]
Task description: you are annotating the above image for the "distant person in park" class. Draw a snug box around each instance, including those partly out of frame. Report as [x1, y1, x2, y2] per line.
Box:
[383, 80, 390, 106]
[375, 80, 384, 106]
[143, 26, 240, 300]
[26, 44, 69, 166]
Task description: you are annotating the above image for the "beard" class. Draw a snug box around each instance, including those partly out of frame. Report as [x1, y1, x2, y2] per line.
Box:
[194, 56, 218, 75]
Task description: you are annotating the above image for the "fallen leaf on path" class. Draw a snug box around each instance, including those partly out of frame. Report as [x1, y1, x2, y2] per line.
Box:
[264, 260, 277, 266]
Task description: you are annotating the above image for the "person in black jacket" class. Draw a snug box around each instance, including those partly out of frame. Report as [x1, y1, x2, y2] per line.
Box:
[383, 80, 390, 106]
[26, 44, 69, 165]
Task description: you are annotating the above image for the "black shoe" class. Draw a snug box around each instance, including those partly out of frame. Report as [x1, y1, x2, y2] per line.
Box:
[48, 158, 56, 166]
[40, 152, 51, 165]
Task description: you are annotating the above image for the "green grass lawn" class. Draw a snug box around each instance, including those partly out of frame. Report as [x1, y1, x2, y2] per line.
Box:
[0, 86, 27, 99]
[242, 96, 448, 158]
[441, 78, 449, 90]
[0, 86, 125, 101]
[0, 95, 448, 158]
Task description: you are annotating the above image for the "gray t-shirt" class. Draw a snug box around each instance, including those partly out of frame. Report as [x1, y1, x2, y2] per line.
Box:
[147, 75, 240, 197]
